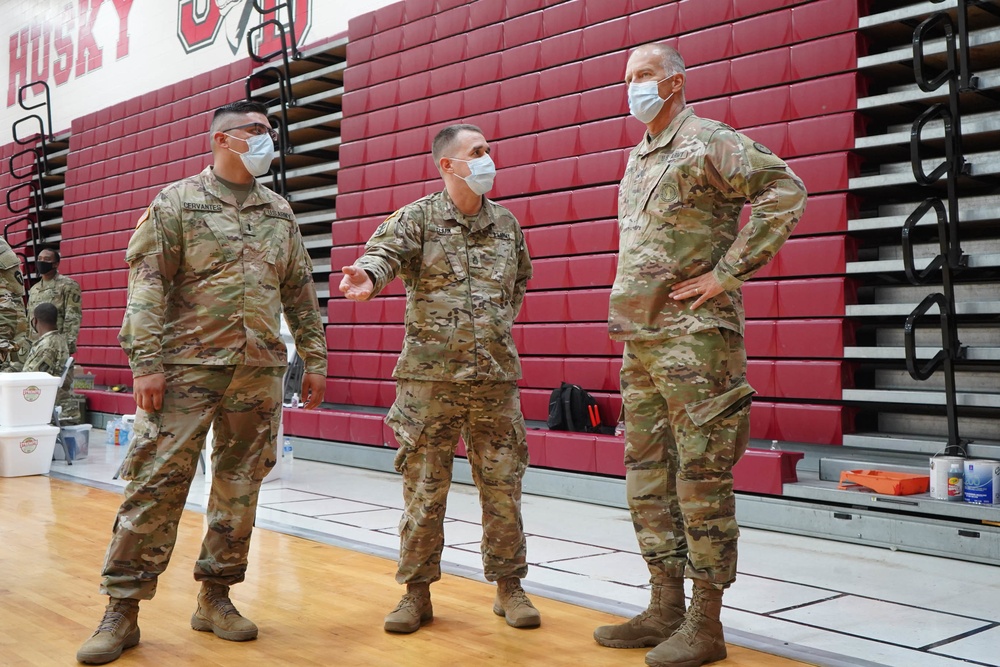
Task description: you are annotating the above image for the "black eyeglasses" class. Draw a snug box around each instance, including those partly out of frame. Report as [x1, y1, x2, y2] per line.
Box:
[221, 122, 278, 142]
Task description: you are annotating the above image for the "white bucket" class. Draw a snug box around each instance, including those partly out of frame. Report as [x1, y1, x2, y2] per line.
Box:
[964, 460, 1000, 505]
[929, 456, 965, 500]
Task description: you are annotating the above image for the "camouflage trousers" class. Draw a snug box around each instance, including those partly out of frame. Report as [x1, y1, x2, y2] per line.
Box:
[100, 364, 283, 600]
[386, 379, 529, 585]
[620, 329, 754, 589]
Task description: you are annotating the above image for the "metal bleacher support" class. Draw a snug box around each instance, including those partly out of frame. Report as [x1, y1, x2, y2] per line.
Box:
[243, 0, 343, 321]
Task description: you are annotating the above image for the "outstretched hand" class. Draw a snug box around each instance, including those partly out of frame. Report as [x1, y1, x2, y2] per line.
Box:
[339, 265, 374, 302]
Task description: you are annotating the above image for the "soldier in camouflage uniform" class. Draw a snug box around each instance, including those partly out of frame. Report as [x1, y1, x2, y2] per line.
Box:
[0, 237, 30, 371]
[593, 45, 807, 667]
[28, 246, 82, 352]
[27, 247, 83, 422]
[22, 303, 71, 407]
[340, 124, 539, 634]
[77, 101, 327, 665]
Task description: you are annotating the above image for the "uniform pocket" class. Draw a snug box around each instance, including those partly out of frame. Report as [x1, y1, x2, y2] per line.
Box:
[251, 407, 281, 482]
[117, 411, 161, 482]
[386, 403, 425, 473]
[684, 383, 755, 429]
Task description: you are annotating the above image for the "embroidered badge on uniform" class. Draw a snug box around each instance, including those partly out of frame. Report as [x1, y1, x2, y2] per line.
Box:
[375, 209, 402, 237]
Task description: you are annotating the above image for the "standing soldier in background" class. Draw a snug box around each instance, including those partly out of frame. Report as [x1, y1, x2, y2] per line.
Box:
[27, 247, 83, 421]
[340, 124, 538, 634]
[28, 246, 82, 353]
[77, 100, 327, 665]
[0, 237, 30, 371]
[594, 44, 807, 667]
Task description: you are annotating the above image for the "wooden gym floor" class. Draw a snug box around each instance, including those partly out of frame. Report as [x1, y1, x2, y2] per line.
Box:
[0, 476, 812, 666]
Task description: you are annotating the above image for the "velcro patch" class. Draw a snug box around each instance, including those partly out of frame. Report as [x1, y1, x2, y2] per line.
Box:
[741, 135, 785, 171]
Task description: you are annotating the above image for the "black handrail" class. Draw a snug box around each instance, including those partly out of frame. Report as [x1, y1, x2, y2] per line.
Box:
[9, 147, 44, 180]
[11, 115, 49, 174]
[902, 3, 974, 456]
[250, 0, 300, 60]
[17, 81, 54, 142]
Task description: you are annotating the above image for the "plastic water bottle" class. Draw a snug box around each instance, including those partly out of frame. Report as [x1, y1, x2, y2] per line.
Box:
[290, 392, 300, 408]
[770, 439, 781, 451]
[614, 420, 626, 437]
[283, 437, 294, 462]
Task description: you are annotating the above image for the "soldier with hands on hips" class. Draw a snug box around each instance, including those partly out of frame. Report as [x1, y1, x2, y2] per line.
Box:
[593, 44, 807, 667]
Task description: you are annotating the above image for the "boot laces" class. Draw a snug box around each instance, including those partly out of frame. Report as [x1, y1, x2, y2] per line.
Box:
[676, 606, 709, 643]
[502, 586, 533, 610]
[96, 608, 128, 635]
[394, 593, 426, 613]
[207, 595, 241, 618]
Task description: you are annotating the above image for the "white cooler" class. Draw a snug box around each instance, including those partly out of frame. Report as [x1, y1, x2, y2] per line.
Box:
[0, 372, 61, 427]
[0, 424, 60, 476]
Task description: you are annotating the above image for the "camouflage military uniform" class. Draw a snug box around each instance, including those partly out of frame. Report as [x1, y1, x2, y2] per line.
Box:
[101, 166, 327, 600]
[0, 238, 30, 370]
[355, 189, 533, 584]
[609, 107, 807, 589]
[27, 272, 82, 352]
[27, 273, 83, 420]
[21, 329, 72, 410]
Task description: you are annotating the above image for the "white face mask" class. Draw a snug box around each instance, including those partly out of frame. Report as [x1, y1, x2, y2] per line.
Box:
[628, 76, 673, 124]
[226, 132, 274, 177]
[450, 154, 496, 195]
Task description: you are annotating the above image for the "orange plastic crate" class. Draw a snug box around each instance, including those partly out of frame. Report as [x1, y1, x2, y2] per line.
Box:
[838, 470, 930, 496]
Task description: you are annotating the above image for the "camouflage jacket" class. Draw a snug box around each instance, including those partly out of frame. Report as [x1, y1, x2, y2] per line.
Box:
[0, 238, 29, 369]
[609, 107, 807, 340]
[22, 330, 72, 403]
[355, 190, 532, 381]
[27, 272, 82, 352]
[120, 166, 327, 377]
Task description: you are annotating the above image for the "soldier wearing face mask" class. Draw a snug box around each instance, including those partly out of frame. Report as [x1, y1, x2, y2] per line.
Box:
[26, 246, 82, 419]
[340, 124, 537, 635]
[27, 246, 82, 354]
[77, 100, 327, 665]
[593, 44, 807, 667]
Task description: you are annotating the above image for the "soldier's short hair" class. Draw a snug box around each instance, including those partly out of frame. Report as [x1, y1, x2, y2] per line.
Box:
[431, 124, 485, 166]
[33, 302, 58, 327]
[38, 245, 60, 262]
[639, 43, 686, 76]
[210, 100, 269, 134]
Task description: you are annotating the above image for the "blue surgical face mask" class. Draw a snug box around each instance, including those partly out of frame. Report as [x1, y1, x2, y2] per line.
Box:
[628, 76, 674, 124]
[450, 154, 496, 195]
[226, 132, 274, 177]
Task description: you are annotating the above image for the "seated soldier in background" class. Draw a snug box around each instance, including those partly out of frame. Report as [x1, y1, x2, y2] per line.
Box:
[22, 302, 73, 415]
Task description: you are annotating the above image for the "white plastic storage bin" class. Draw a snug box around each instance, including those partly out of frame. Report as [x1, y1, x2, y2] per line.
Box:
[0, 372, 61, 427]
[0, 424, 60, 476]
[54, 423, 93, 461]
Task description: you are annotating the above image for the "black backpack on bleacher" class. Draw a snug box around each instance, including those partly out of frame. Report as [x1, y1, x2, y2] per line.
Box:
[547, 382, 607, 433]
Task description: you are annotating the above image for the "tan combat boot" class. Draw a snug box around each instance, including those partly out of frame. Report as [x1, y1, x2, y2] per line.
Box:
[493, 577, 541, 628]
[384, 582, 433, 633]
[190, 583, 258, 641]
[76, 597, 140, 664]
[644, 583, 726, 667]
[594, 576, 685, 648]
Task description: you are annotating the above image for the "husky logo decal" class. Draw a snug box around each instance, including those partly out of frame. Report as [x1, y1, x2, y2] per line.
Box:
[177, 0, 312, 56]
